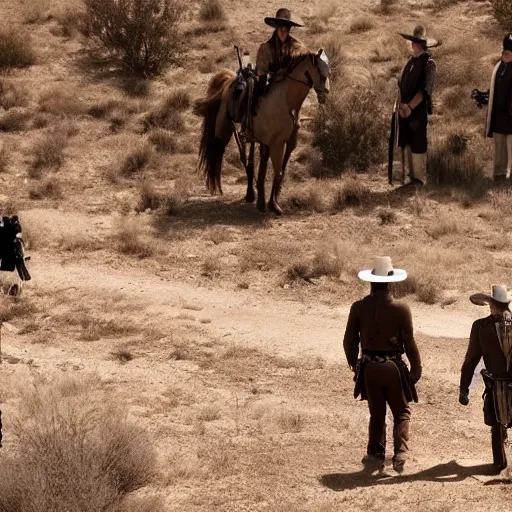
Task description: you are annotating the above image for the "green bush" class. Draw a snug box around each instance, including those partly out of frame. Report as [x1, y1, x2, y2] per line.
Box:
[84, 0, 184, 76]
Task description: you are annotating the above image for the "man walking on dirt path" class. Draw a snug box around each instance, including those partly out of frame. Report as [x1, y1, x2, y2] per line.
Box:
[460, 285, 512, 471]
[343, 257, 422, 474]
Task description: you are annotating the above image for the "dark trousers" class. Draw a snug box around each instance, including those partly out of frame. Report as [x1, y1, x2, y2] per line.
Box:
[364, 361, 411, 461]
[484, 393, 508, 467]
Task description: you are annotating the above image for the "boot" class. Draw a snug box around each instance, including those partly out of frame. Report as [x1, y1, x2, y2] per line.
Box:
[411, 152, 427, 185]
[251, 75, 267, 117]
[491, 425, 507, 470]
[361, 453, 385, 473]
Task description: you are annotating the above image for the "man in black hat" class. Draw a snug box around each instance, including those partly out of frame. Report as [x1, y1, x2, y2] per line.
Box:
[395, 26, 439, 186]
[252, 8, 307, 114]
[483, 34, 512, 182]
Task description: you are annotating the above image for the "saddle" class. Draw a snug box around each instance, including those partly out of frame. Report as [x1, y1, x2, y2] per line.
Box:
[0, 216, 31, 282]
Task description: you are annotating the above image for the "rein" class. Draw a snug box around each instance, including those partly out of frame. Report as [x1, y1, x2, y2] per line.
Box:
[287, 71, 313, 88]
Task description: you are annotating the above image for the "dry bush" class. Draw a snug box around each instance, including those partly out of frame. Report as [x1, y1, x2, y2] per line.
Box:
[202, 254, 221, 277]
[428, 134, 486, 195]
[378, 208, 397, 225]
[122, 77, 151, 98]
[284, 183, 327, 213]
[316, 1, 337, 24]
[0, 295, 37, 323]
[332, 178, 372, 210]
[197, 404, 221, 422]
[492, 0, 512, 29]
[113, 218, 155, 258]
[0, 108, 31, 132]
[111, 348, 134, 363]
[0, 79, 29, 110]
[84, 0, 184, 76]
[28, 178, 63, 200]
[348, 17, 374, 34]
[143, 90, 190, 131]
[199, 0, 226, 22]
[39, 86, 86, 116]
[275, 410, 304, 433]
[492, 188, 512, 216]
[0, 28, 36, 69]
[138, 179, 189, 213]
[393, 274, 442, 304]
[148, 128, 177, 153]
[441, 85, 475, 118]
[30, 130, 68, 173]
[0, 376, 156, 511]
[58, 231, 103, 252]
[369, 35, 408, 64]
[21, 0, 51, 23]
[431, 0, 462, 10]
[208, 226, 232, 244]
[321, 36, 345, 83]
[0, 143, 10, 173]
[427, 216, 461, 239]
[119, 140, 154, 177]
[198, 58, 215, 74]
[88, 98, 123, 119]
[376, 0, 397, 15]
[109, 109, 129, 133]
[313, 88, 387, 174]
[53, 6, 86, 38]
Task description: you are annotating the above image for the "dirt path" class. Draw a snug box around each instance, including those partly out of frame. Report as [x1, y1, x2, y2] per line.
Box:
[29, 260, 478, 362]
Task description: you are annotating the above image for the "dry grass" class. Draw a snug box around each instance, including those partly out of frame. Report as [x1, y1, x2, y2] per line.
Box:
[118, 140, 154, 177]
[208, 226, 232, 244]
[285, 183, 327, 213]
[0, 108, 31, 132]
[137, 180, 189, 213]
[492, 0, 512, 29]
[29, 130, 68, 174]
[427, 216, 462, 240]
[39, 86, 86, 116]
[202, 254, 222, 277]
[0, 78, 29, 110]
[28, 178, 63, 200]
[275, 410, 304, 433]
[53, 6, 86, 38]
[112, 218, 156, 258]
[197, 403, 221, 422]
[58, 231, 103, 252]
[0, 376, 156, 511]
[378, 208, 397, 225]
[148, 128, 177, 153]
[321, 36, 345, 83]
[21, 0, 51, 23]
[0, 28, 36, 69]
[199, 0, 226, 22]
[0, 143, 10, 173]
[0, 295, 37, 323]
[332, 178, 372, 210]
[348, 17, 375, 34]
[111, 348, 134, 363]
[143, 90, 190, 132]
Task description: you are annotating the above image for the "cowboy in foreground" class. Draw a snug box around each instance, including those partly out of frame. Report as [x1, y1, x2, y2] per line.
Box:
[460, 285, 512, 470]
[343, 257, 422, 474]
[474, 34, 512, 182]
[253, 8, 308, 114]
[395, 26, 438, 186]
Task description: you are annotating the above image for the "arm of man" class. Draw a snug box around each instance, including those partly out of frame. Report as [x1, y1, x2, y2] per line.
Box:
[401, 304, 422, 384]
[460, 321, 483, 399]
[256, 43, 271, 77]
[343, 303, 361, 372]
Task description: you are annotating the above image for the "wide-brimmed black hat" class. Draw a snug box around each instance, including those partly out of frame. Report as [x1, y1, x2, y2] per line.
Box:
[399, 25, 440, 49]
[264, 8, 303, 28]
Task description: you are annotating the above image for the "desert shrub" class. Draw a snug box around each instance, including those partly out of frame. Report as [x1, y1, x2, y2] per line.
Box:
[0, 108, 31, 132]
[348, 18, 374, 34]
[0, 28, 36, 69]
[0, 376, 156, 511]
[29, 178, 63, 199]
[20, 0, 51, 23]
[84, 0, 184, 76]
[441, 85, 474, 118]
[377, 0, 397, 15]
[492, 0, 512, 29]
[378, 208, 397, 224]
[39, 86, 86, 116]
[88, 99, 122, 118]
[199, 0, 226, 22]
[143, 90, 190, 131]
[54, 6, 86, 38]
[0, 79, 29, 110]
[109, 109, 130, 132]
[313, 89, 387, 174]
[119, 141, 154, 177]
[322, 36, 345, 82]
[113, 218, 155, 258]
[332, 178, 372, 210]
[149, 129, 177, 152]
[428, 134, 486, 195]
[284, 184, 326, 213]
[30, 130, 68, 173]
[0, 143, 10, 173]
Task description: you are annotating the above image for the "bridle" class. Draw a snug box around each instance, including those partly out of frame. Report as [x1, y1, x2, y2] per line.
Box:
[284, 54, 316, 88]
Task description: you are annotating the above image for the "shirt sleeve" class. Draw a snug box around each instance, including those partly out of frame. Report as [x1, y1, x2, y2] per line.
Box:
[460, 321, 483, 395]
[401, 305, 422, 382]
[343, 303, 360, 370]
[256, 43, 271, 75]
[422, 58, 436, 99]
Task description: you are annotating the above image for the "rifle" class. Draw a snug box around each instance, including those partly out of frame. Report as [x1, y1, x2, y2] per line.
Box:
[234, 45, 243, 70]
[387, 91, 401, 185]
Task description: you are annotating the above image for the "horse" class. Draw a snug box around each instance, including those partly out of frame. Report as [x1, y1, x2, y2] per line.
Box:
[194, 49, 330, 215]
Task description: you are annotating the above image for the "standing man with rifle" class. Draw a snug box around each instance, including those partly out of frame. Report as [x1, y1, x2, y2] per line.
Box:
[389, 26, 439, 186]
[460, 285, 512, 471]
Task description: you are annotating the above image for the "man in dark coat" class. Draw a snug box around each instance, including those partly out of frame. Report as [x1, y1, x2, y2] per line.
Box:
[460, 285, 512, 470]
[485, 34, 512, 182]
[396, 26, 438, 186]
[344, 257, 422, 474]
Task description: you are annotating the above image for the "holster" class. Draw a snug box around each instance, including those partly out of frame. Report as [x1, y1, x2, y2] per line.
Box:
[481, 369, 512, 427]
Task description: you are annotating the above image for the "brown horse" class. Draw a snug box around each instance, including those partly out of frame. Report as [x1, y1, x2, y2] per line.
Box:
[194, 50, 330, 215]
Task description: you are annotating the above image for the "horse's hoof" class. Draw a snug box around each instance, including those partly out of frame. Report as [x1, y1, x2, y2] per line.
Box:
[268, 202, 283, 216]
[257, 201, 266, 213]
[246, 191, 255, 203]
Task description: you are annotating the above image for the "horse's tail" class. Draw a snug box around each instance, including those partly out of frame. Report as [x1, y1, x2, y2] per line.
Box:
[194, 69, 236, 194]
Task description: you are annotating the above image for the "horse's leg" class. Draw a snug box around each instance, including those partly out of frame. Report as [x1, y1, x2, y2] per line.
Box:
[268, 142, 286, 216]
[278, 124, 299, 197]
[246, 141, 256, 203]
[257, 144, 270, 212]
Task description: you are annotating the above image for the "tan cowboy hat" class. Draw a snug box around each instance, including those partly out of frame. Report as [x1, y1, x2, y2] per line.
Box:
[265, 8, 304, 28]
[358, 256, 407, 283]
[470, 285, 512, 306]
[399, 25, 441, 48]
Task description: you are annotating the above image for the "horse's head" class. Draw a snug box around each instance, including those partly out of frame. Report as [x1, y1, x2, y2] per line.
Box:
[311, 49, 330, 104]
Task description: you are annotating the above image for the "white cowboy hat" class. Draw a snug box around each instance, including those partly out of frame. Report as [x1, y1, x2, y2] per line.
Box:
[358, 256, 407, 283]
[470, 285, 512, 306]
